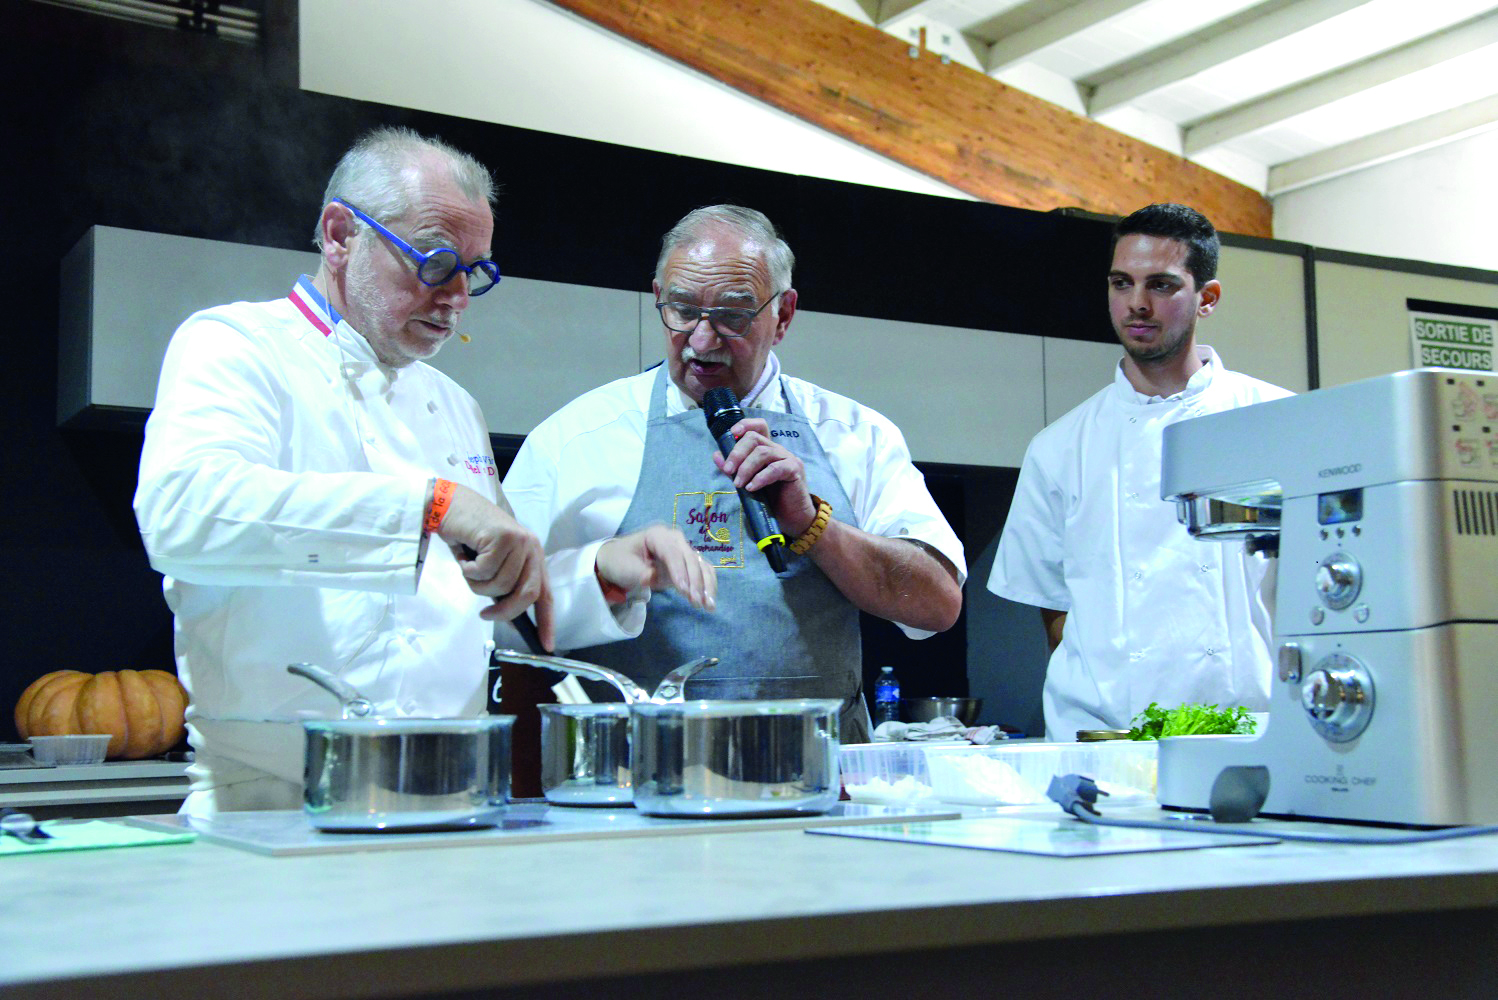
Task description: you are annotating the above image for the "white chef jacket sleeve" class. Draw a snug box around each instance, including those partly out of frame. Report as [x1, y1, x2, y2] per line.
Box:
[135, 313, 428, 591]
[503, 413, 645, 651]
[988, 436, 1071, 612]
[816, 396, 968, 639]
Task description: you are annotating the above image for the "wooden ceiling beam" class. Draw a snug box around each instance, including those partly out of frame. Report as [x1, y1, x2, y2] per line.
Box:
[551, 0, 1271, 236]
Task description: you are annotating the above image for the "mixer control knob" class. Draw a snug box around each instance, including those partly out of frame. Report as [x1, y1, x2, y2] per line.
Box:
[1300, 653, 1374, 743]
[1315, 552, 1362, 611]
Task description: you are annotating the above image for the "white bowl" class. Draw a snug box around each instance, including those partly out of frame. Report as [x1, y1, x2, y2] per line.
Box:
[29, 734, 111, 765]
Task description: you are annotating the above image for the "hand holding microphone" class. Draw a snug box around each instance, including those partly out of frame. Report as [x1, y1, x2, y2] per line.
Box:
[702, 387, 792, 574]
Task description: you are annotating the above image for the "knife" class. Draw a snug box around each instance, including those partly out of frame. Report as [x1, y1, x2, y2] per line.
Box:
[0, 808, 53, 844]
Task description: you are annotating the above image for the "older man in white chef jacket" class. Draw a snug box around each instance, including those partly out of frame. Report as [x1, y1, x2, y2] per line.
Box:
[502, 205, 967, 743]
[134, 127, 559, 814]
[989, 203, 1292, 741]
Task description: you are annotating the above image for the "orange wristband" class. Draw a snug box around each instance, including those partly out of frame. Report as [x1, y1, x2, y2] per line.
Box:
[425, 478, 456, 535]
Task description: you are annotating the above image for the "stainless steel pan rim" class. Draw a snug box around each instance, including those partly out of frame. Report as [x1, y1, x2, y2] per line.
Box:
[303, 718, 509, 734]
[630, 698, 844, 718]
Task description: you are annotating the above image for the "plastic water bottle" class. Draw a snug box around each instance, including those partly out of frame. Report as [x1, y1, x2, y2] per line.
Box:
[873, 666, 900, 726]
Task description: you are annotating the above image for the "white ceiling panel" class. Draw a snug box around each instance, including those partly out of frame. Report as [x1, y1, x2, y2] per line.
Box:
[818, 0, 1498, 196]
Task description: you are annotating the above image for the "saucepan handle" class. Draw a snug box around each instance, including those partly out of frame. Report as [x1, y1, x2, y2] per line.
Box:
[287, 662, 375, 719]
[490, 649, 651, 705]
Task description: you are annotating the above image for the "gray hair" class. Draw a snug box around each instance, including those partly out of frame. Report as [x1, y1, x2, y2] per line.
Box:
[654, 205, 795, 291]
[313, 126, 496, 248]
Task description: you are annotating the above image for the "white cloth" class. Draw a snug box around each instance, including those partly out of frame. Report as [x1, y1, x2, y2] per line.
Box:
[988, 347, 1292, 741]
[135, 287, 500, 786]
[502, 355, 968, 650]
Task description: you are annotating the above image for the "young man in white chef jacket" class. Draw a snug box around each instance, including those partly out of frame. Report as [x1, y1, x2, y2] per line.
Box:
[988, 203, 1292, 741]
[135, 127, 573, 814]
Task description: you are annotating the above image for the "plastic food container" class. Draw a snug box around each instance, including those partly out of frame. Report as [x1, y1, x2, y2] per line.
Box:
[28, 734, 112, 765]
[925, 741, 1157, 806]
[840, 739, 1158, 807]
[838, 741, 945, 805]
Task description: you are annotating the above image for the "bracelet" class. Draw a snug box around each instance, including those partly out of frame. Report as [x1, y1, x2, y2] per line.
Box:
[424, 478, 456, 535]
[595, 561, 630, 606]
[789, 494, 833, 556]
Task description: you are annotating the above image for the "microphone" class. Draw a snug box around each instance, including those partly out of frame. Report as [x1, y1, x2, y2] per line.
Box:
[702, 387, 787, 573]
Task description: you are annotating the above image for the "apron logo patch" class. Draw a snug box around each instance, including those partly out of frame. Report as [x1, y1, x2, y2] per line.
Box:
[675, 491, 744, 568]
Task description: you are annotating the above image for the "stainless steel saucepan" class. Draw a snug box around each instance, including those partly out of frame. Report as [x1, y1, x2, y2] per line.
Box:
[287, 663, 515, 832]
[492, 650, 718, 807]
[631, 698, 843, 818]
[493, 652, 843, 817]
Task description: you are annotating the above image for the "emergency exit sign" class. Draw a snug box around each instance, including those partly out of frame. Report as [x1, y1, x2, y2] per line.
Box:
[1409, 306, 1497, 372]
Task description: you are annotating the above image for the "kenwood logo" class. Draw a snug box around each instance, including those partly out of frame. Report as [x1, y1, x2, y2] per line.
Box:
[1318, 463, 1362, 479]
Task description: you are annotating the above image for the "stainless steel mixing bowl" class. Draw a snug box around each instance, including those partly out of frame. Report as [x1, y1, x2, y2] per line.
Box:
[900, 697, 983, 726]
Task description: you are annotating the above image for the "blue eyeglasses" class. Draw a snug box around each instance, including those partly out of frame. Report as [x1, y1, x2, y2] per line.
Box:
[333, 197, 500, 296]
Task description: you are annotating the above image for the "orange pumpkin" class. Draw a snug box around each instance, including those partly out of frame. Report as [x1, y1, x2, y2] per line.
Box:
[15, 669, 188, 760]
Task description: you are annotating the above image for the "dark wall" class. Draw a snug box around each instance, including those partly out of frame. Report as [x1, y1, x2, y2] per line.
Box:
[1, 3, 1118, 741]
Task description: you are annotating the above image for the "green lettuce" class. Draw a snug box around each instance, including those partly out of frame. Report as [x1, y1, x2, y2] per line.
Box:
[1128, 701, 1256, 740]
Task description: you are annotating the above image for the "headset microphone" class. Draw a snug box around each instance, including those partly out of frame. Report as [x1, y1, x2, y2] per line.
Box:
[702, 387, 788, 573]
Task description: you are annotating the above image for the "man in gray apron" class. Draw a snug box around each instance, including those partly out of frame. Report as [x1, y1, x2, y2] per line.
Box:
[503, 205, 966, 744]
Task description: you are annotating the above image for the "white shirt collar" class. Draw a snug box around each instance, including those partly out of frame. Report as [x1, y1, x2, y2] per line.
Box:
[665, 351, 783, 416]
[1114, 345, 1221, 404]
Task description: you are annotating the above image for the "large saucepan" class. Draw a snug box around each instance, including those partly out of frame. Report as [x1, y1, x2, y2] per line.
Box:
[493, 651, 842, 817]
[493, 650, 718, 807]
[287, 663, 514, 832]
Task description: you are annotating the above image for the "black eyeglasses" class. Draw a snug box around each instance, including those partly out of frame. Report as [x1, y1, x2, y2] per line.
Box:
[655, 290, 786, 338]
[334, 197, 500, 296]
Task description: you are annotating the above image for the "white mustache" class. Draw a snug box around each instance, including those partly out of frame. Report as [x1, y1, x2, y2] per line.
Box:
[681, 345, 732, 367]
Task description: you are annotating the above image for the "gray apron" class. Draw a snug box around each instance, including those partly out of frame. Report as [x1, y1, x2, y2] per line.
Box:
[573, 366, 871, 742]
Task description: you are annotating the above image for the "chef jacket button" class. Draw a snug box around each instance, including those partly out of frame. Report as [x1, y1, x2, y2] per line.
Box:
[1130, 417, 1138, 424]
[1206, 647, 1217, 656]
[427, 401, 439, 413]
[404, 628, 419, 642]
[365, 435, 376, 445]
[1200, 564, 1210, 572]
[447, 454, 460, 466]
[1131, 570, 1143, 581]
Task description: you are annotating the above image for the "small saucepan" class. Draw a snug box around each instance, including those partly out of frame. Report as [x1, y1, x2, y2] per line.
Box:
[287, 663, 514, 832]
[494, 652, 842, 817]
[493, 650, 718, 806]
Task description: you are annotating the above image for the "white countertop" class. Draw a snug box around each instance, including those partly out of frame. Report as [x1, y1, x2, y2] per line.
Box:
[4, 803, 1498, 999]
